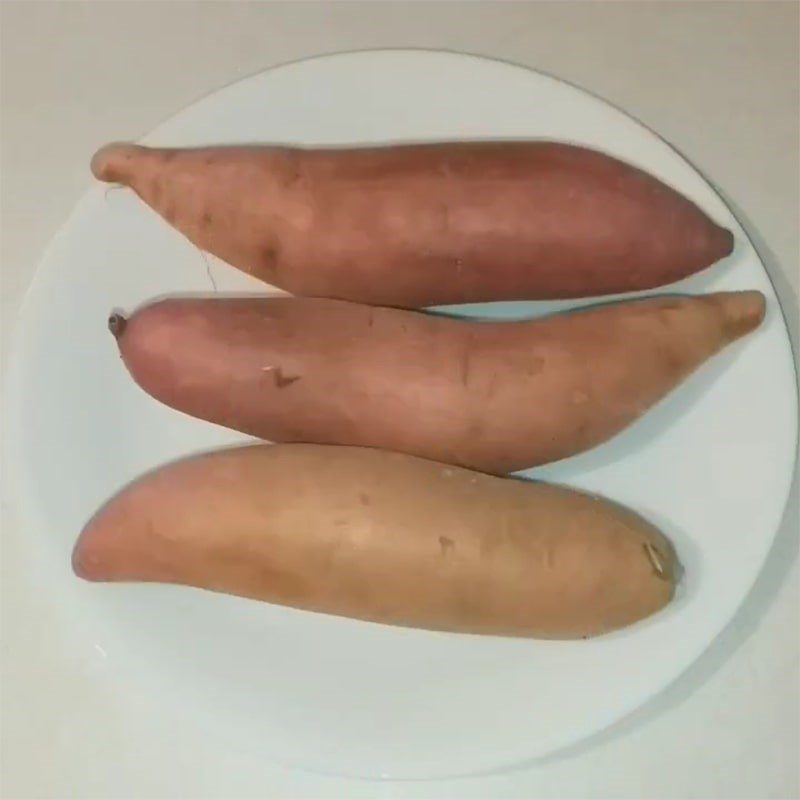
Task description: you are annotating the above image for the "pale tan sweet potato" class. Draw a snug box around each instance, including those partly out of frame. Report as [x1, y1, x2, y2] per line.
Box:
[73, 444, 678, 638]
[111, 291, 765, 474]
[91, 141, 733, 306]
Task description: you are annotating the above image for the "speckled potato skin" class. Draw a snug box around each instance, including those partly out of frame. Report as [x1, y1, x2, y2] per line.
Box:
[73, 445, 678, 639]
[91, 141, 734, 307]
[113, 291, 765, 474]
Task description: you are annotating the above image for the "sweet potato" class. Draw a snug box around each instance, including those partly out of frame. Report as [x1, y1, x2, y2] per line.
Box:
[91, 141, 733, 306]
[73, 444, 678, 638]
[111, 291, 765, 473]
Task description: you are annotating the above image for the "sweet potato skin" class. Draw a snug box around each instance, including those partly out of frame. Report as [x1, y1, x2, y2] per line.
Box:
[113, 291, 765, 474]
[73, 445, 677, 638]
[91, 141, 734, 306]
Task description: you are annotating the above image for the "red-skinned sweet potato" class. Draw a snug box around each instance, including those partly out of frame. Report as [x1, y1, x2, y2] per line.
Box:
[92, 141, 733, 307]
[110, 291, 765, 473]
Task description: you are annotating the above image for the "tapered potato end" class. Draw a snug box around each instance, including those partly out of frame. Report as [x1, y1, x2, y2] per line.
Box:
[710, 290, 766, 340]
[91, 142, 146, 184]
[91, 142, 182, 189]
[72, 477, 176, 585]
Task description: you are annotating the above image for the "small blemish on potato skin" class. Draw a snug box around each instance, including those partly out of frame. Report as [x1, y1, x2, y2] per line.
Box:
[643, 542, 667, 579]
[527, 357, 545, 375]
[571, 390, 589, 405]
[273, 368, 301, 388]
[359, 492, 371, 506]
[438, 536, 455, 557]
[284, 167, 303, 188]
[658, 344, 686, 377]
[261, 244, 281, 275]
[460, 348, 472, 386]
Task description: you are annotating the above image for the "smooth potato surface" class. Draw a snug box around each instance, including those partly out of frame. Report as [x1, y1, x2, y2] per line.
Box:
[91, 141, 734, 306]
[73, 445, 678, 638]
[113, 291, 765, 473]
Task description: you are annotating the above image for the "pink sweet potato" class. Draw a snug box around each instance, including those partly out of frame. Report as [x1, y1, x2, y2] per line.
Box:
[92, 141, 733, 307]
[111, 291, 765, 473]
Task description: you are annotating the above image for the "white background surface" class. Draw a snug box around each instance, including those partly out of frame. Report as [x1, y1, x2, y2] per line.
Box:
[1, 2, 798, 798]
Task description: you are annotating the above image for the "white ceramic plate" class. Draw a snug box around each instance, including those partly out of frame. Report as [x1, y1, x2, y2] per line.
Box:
[5, 50, 797, 779]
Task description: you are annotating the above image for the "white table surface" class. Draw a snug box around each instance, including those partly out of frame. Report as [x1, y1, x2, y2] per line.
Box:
[1, 3, 798, 798]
